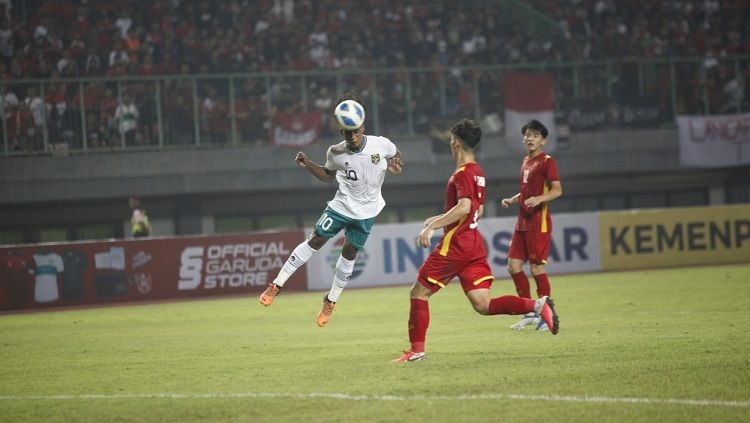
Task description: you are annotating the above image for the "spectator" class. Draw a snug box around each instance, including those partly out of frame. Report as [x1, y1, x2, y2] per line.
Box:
[2, 86, 19, 149]
[24, 87, 45, 150]
[0, 18, 12, 61]
[129, 196, 151, 238]
[1, 0, 747, 149]
[108, 39, 129, 68]
[114, 92, 139, 146]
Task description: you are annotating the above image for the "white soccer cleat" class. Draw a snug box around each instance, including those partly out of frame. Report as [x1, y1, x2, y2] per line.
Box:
[511, 312, 539, 330]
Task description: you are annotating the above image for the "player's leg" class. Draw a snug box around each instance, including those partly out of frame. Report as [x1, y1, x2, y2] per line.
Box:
[393, 252, 456, 362]
[259, 232, 327, 306]
[259, 208, 340, 307]
[316, 214, 373, 327]
[316, 241, 357, 327]
[528, 231, 552, 298]
[528, 231, 554, 330]
[460, 258, 535, 316]
[393, 281, 434, 362]
[507, 232, 537, 329]
[507, 231, 531, 298]
[463, 286, 558, 335]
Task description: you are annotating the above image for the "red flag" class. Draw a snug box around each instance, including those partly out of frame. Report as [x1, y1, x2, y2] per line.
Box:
[503, 73, 557, 152]
[271, 111, 323, 147]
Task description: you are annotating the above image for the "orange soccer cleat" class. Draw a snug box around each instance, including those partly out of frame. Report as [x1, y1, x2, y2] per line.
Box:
[259, 283, 281, 307]
[316, 296, 336, 327]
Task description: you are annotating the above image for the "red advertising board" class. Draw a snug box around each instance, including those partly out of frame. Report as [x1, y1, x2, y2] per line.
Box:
[0, 231, 307, 311]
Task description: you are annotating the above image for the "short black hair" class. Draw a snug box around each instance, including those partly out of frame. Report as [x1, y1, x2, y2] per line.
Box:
[334, 90, 365, 114]
[334, 90, 365, 141]
[451, 118, 481, 149]
[521, 119, 549, 138]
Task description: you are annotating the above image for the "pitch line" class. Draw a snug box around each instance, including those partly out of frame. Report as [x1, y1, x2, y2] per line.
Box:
[0, 392, 747, 408]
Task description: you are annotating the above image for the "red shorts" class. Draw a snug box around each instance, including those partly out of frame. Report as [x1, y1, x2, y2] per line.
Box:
[417, 249, 494, 293]
[508, 230, 551, 265]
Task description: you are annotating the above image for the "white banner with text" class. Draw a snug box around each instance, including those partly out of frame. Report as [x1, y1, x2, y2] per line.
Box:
[306, 213, 601, 291]
[677, 113, 750, 168]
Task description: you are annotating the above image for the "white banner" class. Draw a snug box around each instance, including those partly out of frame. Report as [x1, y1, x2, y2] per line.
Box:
[676, 113, 750, 168]
[306, 213, 601, 291]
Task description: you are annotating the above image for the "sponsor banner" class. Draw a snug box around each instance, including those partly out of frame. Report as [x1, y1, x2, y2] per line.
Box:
[0, 231, 306, 311]
[564, 97, 662, 131]
[564, 98, 609, 131]
[479, 212, 601, 276]
[599, 205, 750, 270]
[271, 110, 323, 147]
[503, 73, 557, 153]
[306, 213, 601, 291]
[677, 113, 750, 168]
[617, 96, 663, 127]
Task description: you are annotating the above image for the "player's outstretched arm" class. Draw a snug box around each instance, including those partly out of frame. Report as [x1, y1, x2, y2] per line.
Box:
[295, 151, 336, 183]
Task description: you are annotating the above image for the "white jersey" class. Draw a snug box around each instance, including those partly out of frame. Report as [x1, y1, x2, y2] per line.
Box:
[324, 135, 398, 220]
[33, 252, 64, 303]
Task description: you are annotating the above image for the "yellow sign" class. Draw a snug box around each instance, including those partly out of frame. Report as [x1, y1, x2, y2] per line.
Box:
[599, 204, 750, 270]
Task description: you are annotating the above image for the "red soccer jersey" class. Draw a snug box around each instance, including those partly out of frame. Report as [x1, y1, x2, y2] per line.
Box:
[435, 162, 486, 260]
[516, 152, 560, 232]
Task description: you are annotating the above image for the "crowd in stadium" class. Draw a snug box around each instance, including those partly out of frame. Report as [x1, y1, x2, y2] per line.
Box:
[0, 0, 748, 150]
[1, 0, 746, 77]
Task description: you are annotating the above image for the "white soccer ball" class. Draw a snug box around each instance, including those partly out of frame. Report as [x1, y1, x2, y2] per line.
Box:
[334, 100, 365, 130]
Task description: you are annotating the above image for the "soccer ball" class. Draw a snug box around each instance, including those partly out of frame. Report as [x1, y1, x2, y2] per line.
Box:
[333, 100, 365, 130]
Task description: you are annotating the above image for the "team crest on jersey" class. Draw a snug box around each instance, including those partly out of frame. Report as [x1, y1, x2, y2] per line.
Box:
[371, 154, 380, 165]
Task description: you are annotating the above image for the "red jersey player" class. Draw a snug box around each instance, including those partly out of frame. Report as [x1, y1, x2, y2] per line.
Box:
[501, 119, 563, 331]
[394, 119, 559, 363]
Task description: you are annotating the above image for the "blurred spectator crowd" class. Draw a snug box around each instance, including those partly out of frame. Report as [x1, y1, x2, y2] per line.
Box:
[1, 0, 748, 77]
[0, 0, 748, 151]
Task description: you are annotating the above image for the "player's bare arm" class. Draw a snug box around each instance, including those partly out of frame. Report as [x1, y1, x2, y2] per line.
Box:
[501, 193, 520, 208]
[295, 151, 336, 182]
[388, 150, 404, 175]
[423, 215, 442, 227]
[417, 198, 472, 248]
[523, 180, 562, 208]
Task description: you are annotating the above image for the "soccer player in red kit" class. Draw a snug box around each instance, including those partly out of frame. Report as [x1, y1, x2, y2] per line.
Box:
[501, 119, 563, 331]
[394, 119, 559, 363]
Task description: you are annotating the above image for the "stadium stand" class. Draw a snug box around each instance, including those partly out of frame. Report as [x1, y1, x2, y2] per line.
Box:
[0, 0, 748, 244]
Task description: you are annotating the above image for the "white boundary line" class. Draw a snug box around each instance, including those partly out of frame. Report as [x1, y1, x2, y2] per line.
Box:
[0, 392, 747, 408]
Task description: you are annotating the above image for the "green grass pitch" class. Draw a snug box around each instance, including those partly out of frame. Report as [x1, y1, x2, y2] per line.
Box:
[1, 264, 749, 422]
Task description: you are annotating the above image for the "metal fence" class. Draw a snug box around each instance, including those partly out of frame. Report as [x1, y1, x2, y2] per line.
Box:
[1, 55, 748, 155]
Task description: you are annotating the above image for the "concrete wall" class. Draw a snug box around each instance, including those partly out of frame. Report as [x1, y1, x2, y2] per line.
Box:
[1, 128, 681, 204]
[1, 128, 747, 240]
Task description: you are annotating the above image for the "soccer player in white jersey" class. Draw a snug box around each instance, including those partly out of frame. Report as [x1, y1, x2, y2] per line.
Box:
[260, 91, 403, 327]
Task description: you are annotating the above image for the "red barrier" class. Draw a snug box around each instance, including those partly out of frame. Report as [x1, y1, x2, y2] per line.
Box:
[0, 231, 307, 311]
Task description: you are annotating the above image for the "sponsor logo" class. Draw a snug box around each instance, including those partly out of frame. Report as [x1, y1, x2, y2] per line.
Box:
[178, 242, 290, 290]
[130, 273, 152, 295]
[131, 251, 152, 270]
[326, 236, 368, 279]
